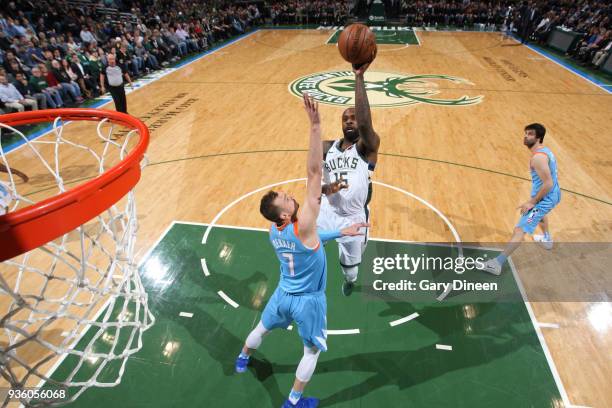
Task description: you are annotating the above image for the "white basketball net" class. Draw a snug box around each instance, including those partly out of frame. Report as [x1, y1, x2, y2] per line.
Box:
[0, 116, 154, 407]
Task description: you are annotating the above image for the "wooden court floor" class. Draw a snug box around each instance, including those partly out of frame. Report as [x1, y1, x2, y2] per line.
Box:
[1, 30, 611, 407]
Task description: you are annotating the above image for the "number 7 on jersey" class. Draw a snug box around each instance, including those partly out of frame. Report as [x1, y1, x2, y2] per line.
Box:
[281, 253, 295, 276]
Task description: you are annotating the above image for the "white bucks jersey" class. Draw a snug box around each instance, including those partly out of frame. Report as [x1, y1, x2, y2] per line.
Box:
[323, 140, 373, 216]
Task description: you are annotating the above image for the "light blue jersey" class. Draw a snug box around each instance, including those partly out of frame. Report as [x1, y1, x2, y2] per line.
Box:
[530, 147, 561, 204]
[517, 146, 561, 234]
[269, 221, 327, 294]
[262, 221, 329, 351]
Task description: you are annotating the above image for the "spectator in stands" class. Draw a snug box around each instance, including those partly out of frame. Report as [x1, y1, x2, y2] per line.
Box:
[80, 25, 97, 46]
[533, 12, 556, 44]
[46, 36, 64, 56]
[576, 29, 609, 63]
[20, 40, 42, 69]
[0, 72, 37, 112]
[3, 50, 27, 74]
[13, 71, 46, 110]
[48, 60, 83, 104]
[176, 24, 199, 53]
[134, 38, 160, 72]
[63, 57, 92, 98]
[116, 41, 140, 78]
[5, 59, 26, 82]
[152, 29, 175, 62]
[65, 34, 79, 53]
[29, 65, 63, 108]
[162, 27, 187, 57]
[592, 39, 612, 68]
[0, 31, 11, 50]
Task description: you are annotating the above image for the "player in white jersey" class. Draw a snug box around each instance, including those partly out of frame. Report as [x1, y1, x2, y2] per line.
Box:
[317, 62, 380, 296]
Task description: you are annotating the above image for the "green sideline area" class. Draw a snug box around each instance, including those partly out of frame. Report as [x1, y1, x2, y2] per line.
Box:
[41, 222, 563, 407]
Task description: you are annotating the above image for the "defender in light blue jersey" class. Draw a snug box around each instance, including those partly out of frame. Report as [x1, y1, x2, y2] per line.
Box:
[481, 123, 561, 276]
[234, 94, 368, 408]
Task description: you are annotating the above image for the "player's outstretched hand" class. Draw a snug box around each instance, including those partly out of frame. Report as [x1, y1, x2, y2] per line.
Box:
[352, 62, 371, 76]
[302, 92, 320, 125]
[328, 176, 348, 194]
[341, 222, 370, 237]
[517, 201, 534, 214]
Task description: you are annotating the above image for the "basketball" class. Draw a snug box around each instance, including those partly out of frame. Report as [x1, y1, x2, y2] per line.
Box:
[337, 23, 377, 65]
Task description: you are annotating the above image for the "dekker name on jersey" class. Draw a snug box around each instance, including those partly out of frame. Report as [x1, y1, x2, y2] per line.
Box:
[272, 238, 296, 251]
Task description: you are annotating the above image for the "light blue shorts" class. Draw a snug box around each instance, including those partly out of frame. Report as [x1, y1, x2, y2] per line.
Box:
[516, 197, 559, 234]
[261, 286, 328, 352]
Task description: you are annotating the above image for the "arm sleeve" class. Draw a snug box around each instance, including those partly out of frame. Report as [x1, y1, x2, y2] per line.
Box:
[318, 228, 342, 243]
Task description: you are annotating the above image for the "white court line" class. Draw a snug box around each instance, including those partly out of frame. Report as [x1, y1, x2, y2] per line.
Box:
[327, 329, 360, 335]
[202, 178, 305, 244]
[373, 181, 461, 245]
[372, 181, 462, 302]
[180, 220, 267, 232]
[509, 35, 611, 94]
[538, 322, 560, 329]
[508, 258, 572, 407]
[435, 344, 452, 351]
[185, 220, 499, 252]
[201, 178, 462, 250]
[179, 312, 193, 318]
[162, 221, 571, 404]
[172, 220, 574, 404]
[325, 29, 338, 44]
[201, 258, 210, 277]
[199, 178, 463, 302]
[414, 29, 421, 46]
[389, 312, 420, 327]
[217, 290, 239, 308]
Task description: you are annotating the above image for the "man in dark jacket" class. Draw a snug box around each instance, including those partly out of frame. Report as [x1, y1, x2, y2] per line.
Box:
[13, 72, 46, 109]
[519, 1, 538, 44]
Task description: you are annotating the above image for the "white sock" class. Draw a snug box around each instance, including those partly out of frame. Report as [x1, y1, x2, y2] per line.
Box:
[289, 390, 302, 405]
[341, 265, 358, 282]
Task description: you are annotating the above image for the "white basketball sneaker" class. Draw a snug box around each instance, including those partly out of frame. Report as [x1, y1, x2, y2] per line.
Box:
[480, 259, 502, 276]
[533, 234, 553, 250]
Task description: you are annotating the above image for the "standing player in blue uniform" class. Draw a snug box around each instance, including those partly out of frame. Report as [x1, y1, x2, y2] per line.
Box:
[234, 94, 367, 408]
[482, 123, 561, 275]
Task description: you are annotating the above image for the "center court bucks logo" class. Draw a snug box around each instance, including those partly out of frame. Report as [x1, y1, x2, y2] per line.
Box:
[289, 71, 483, 108]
